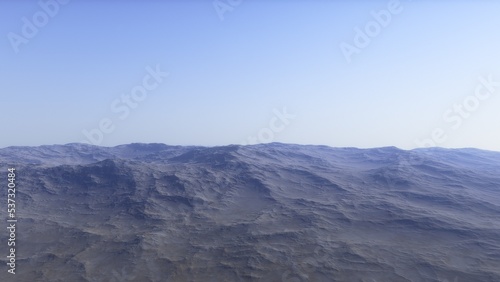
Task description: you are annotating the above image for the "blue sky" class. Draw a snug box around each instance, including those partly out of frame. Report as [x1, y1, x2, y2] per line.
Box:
[1, 0, 500, 151]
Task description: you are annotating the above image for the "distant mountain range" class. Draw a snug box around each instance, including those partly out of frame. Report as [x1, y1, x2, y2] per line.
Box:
[0, 143, 499, 282]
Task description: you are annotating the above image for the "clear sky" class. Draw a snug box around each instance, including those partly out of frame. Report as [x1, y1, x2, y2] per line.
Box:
[1, 0, 500, 151]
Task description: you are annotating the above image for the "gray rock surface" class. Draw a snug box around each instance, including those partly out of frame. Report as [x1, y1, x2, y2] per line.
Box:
[0, 143, 499, 281]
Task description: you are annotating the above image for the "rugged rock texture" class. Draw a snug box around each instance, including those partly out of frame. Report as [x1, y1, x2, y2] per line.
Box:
[0, 143, 499, 282]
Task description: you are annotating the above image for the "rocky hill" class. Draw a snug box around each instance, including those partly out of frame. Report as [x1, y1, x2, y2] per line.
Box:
[0, 143, 499, 281]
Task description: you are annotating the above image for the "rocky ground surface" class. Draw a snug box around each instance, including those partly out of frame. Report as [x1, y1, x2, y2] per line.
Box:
[0, 143, 499, 282]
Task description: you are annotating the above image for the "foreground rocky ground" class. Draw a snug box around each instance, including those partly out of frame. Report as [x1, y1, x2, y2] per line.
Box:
[0, 143, 499, 281]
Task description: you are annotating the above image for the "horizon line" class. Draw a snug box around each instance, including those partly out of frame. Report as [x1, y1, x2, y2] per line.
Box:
[1, 142, 499, 153]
